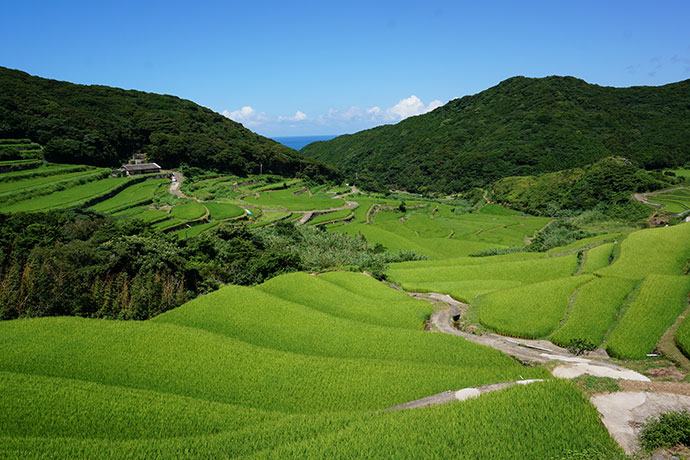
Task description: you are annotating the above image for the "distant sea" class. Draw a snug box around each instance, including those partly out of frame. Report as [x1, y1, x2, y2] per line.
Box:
[271, 135, 339, 150]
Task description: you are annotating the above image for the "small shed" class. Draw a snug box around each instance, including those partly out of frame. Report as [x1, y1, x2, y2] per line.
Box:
[120, 163, 161, 176]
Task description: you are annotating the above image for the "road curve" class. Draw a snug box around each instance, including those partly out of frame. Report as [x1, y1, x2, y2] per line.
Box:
[413, 292, 648, 381]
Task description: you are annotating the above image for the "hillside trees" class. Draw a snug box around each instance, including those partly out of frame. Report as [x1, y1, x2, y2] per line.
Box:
[0, 67, 340, 182]
[303, 76, 690, 193]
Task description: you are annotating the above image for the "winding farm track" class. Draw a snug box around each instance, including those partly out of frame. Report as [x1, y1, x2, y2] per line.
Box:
[633, 186, 690, 217]
[401, 290, 690, 454]
[297, 200, 358, 224]
[415, 293, 648, 380]
[169, 177, 361, 225]
[296, 186, 361, 224]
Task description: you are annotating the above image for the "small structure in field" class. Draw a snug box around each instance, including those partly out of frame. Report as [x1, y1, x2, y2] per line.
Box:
[120, 163, 161, 176]
[120, 152, 161, 176]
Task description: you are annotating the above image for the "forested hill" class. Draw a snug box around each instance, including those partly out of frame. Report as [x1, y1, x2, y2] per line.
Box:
[0, 67, 339, 181]
[302, 76, 690, 193]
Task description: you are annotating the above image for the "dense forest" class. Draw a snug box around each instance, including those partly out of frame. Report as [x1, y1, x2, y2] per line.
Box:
[0, 67, 339, 182]
[302, 76, 690, 193]
[0, 212, 419, 320]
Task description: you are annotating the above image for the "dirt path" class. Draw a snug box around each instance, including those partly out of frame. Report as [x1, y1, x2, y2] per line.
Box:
[408, 290, 688, 454]
[168, 171, 188, 199]
[634, 186, 690, 217]
[333, 185, 359, 199]
[413, 292, 648, 380]
[296, 200, 359, 225]
[385, 379, 544, 411]
[633, 186, 686, 207]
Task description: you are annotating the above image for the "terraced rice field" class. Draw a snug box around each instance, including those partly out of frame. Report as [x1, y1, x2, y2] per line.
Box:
[88, 179, 169, 213]
[388, 222, 690, 359]
[172, 221, 220, 239]
[606, 275, 690, 358]
[0, 176, 133, 212]
[0, 164, 87, 181]
[170, 201, 207, 220]
[551, 277, 638, 348]
[243, 187, 346, 211]
[329, 202, 550, 259]
[479, 275, 593, 338]
[649, 188, 690, 214]
[0, 271, 622, 459]
[307, 208, 354, 226]
[0, 169, 103, 195]
[204, 201, 244, 220]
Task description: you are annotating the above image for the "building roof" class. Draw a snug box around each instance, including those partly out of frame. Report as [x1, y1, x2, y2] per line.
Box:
[121, 163, 161, 171]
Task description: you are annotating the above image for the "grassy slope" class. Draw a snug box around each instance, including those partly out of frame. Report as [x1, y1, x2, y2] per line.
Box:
[330, 204, 550, 260]
[0, 177, 132, 212]
[89, 179, 168, 213]
[388, 222, 690, 356]
[0, 271, 621, 460]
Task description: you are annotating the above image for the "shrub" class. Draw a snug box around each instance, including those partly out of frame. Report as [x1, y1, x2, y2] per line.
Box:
[640, 410, 690, 451]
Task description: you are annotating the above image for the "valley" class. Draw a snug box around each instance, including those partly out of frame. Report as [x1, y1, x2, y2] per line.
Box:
[3, 70, 690, 459]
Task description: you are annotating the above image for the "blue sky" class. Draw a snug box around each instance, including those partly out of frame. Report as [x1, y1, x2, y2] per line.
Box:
[2, 0, 690, 136]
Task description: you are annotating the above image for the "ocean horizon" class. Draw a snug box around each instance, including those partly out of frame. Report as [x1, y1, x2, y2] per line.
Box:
[271, 135, 339, 150]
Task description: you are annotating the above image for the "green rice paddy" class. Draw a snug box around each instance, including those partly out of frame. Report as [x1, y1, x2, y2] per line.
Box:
[0, 272, 622, 460]
[328, 201, 550, 259]
[204, 201, 245, 220]
[388, 222, 690, 358]
[170, 201, 207, 220]
[0, 176, 132, 212]
[1, 153, 689, 457]
[88, 179, 169, 213]
[243, 187, 346, 211]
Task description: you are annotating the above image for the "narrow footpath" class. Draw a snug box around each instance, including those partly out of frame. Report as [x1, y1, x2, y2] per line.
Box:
[403, 290, 690, 456]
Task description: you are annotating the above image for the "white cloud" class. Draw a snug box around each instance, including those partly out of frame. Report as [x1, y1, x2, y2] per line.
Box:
[221, 95, 445, 136]
[278, 110, 308, 122]
[222, 106, 268, 128]
[320, 106, 364, 122]
[366, 106, 382, 116]
[379, 95, 443, 122]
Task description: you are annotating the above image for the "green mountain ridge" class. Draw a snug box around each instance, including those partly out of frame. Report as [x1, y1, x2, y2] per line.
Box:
[301, 75, 690, 193]
[0, 67, 339, 181]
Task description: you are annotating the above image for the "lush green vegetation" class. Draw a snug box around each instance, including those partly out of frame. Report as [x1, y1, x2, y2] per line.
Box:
[639, 410, 690, 452]
[0, 67, 339, 182]
[170, 201, 207, 220]
[551, 277, 637, 348]
[491, 157, 674, 218]
[0, 212, 423, 320]
[303, 76, 690, 193]
[0, 267, 625, 459]
[606, 275, 690, 358]
[479, 275, 592, 338]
